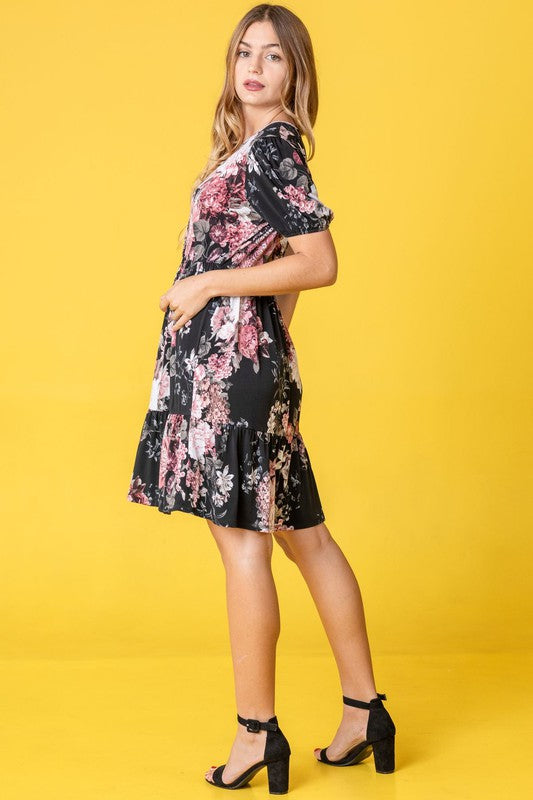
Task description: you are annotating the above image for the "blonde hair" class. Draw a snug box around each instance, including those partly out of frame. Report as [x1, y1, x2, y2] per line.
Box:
[176, 4, 323, 260]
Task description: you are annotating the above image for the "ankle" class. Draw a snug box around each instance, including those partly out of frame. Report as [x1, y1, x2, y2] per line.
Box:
[341, 691, 378, 703]
[236, 726, 267, 742]
[342, 705, 369, 718]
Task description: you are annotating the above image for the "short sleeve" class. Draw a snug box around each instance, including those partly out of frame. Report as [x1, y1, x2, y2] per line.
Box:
[245, 126, 334, 237]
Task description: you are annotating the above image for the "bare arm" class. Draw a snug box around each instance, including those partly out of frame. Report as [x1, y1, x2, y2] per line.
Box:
[274, 242, 299, 328]
[204, 229, 337, 299]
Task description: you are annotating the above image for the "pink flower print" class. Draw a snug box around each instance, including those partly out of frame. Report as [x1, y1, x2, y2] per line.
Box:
[292, 149, 303, 165]
[285, 419, 295, 445]
[185, 463, 206, 507]
[158, 370, 170, 402]
[159, 435, 183, 489]
[207, 351, 234, 380]
[225, 220, 251, 252]
[199, 174, 229, 215]
[188, 419, 215, 461]
[217, 320, 236, 342]
[240, 295, 258, 322]
[283, 183, 317, 214]
[211, 305, 227, 332]
[238, 233, 278, 268]
[191, 392, 204, 421]
[279, 123, 297, 141]
[256, 470, 274, 531]
[206, 245, 226, 263]
[211, 301, 237, 342]
[206, 382, 231, 431]
[210, 222, 229, 245]
[128, 476, 150, 504]
[238, 324, 259, 361]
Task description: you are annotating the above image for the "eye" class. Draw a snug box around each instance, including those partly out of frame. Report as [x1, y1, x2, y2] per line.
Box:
[237, 49, 282, 61]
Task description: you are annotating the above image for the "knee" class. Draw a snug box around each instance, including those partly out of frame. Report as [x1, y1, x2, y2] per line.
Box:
[207, 520, 274, 564]
[273, 532, 297, 562]
[275, 523, 333, 561]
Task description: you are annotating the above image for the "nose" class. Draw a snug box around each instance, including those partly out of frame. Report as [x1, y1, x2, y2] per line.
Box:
[248, 56, 262, 74]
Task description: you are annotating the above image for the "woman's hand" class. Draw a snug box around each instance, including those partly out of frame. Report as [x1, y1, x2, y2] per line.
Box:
[159, 273, 212, 331]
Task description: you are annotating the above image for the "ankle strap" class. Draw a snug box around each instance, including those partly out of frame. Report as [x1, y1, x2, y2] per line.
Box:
[342, 692, 387, 709]
[237, 713, 279, 733]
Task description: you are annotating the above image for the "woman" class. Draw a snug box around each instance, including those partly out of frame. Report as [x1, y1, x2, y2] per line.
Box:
[127, 3, 396, 793]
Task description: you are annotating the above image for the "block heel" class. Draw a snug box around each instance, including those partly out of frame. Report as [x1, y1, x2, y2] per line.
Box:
[206, 713, 291, 793]
[372, 734, 395, 773]
[315, 692, 397, 772]
[267, 754, 290, 794]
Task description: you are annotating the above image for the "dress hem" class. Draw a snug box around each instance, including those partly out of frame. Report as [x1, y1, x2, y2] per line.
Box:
[126, 493, 325, 533]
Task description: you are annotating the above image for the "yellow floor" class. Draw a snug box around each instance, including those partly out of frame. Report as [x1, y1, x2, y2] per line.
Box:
[0, 651, 531, 798]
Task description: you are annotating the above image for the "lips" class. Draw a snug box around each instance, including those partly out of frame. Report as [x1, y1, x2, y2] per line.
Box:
[244, 80, 264, 89]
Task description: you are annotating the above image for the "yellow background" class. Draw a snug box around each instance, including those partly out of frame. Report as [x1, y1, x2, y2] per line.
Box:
[2, 2, 532, 798]
[1, 0, 531, 658]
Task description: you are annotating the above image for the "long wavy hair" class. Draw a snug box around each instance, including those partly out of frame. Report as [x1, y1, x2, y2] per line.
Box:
[175, 4, 323, 261]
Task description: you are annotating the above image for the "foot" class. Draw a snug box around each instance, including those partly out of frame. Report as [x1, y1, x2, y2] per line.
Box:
[205, 725, 268, 785]
[314, 704, 370, 762]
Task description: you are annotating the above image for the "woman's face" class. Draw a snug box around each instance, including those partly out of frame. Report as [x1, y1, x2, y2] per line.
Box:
[234, 20, 288, 117]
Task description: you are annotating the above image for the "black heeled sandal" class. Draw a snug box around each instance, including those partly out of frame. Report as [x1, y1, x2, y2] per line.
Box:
[315, 692, 396, 773]
[205, 713, 291, 794]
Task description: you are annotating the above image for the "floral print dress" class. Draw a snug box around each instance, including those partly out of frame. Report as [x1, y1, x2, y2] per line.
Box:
[126, 120, 334, 532]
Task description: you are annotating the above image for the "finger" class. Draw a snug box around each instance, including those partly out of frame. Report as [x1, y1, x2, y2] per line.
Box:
[172, 315, 189, 331]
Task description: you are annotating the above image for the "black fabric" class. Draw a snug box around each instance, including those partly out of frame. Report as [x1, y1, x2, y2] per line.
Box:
[127, 121, 333, 532]
[246, 125, 334, 238]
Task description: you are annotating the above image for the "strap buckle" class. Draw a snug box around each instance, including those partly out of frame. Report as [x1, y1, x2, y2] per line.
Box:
[237, 713, 279, 732]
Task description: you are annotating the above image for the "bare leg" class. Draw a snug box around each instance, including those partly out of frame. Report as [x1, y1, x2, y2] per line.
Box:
[204, 520, 281, 784]
[274, 522, 379, 761]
